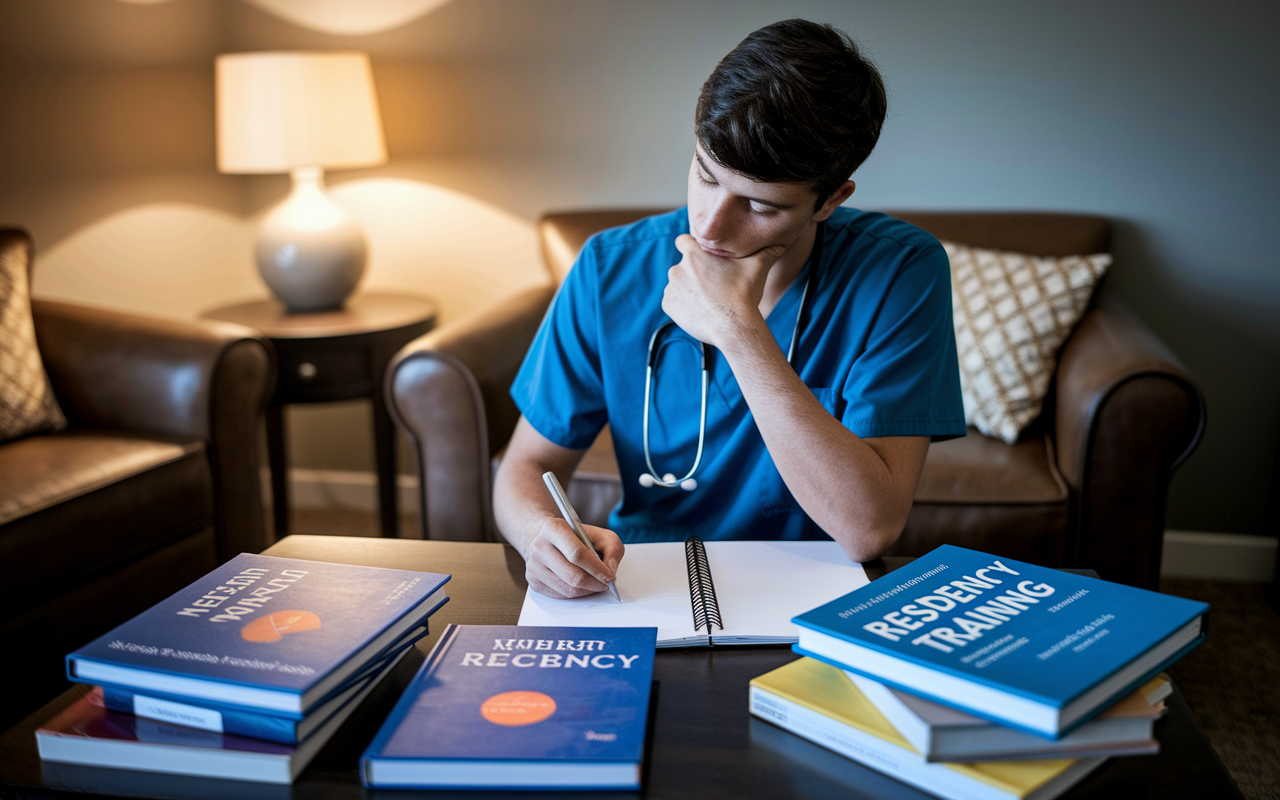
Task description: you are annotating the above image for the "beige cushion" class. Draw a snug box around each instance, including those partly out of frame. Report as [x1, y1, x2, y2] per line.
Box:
[945, 241, 1110, 443]
[0, 243, 65, 443]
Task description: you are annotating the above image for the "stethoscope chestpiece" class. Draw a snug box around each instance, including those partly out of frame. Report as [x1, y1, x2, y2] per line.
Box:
[637, 473, 697, 491]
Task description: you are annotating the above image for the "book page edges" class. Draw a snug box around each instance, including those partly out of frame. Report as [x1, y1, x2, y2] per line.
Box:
[751, 658, 1080, 796]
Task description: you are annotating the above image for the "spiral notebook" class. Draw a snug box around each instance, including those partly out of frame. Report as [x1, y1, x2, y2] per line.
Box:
[517, 539, 868, 647]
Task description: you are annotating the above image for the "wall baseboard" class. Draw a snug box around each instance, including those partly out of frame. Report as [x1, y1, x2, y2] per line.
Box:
[274, 470, 1278, 583]
[278, 468, 419, 513]
[1160, 530, 1277, 582]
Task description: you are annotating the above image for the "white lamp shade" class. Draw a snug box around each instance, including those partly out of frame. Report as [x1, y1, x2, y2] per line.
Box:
[216, 51, 387, 174]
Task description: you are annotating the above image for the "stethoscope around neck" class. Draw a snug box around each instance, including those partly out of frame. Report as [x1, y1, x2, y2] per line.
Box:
[638, 223, 825, 491]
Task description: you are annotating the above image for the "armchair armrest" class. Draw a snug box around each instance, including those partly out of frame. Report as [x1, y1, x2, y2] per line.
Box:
[32, 299, 276, 560]
[1053, 290, 1205, 588]
[387, 285, 555, 542]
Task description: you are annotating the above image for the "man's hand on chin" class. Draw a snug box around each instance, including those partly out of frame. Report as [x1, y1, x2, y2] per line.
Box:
[661, 234, 787, 348]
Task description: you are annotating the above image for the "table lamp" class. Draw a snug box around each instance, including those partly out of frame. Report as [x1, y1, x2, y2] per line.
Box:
[216, 51, 387, 312]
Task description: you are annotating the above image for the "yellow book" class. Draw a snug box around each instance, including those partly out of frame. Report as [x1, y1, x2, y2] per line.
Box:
[1138, 673, 1173, 706]
[749, 658, 1108, 800]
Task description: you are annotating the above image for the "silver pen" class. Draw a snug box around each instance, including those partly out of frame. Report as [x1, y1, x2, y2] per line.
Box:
[542, 471, 621, 601]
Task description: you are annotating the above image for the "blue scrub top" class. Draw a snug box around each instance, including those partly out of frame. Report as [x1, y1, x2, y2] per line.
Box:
[511, 207, 965, 543]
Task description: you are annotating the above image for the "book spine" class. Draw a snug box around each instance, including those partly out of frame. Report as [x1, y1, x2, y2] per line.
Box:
[100, 685, 299, 745]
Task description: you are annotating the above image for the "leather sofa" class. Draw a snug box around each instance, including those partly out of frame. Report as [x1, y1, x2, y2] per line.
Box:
[0, 228, 275, 729]
[387, 211, 1204, 591]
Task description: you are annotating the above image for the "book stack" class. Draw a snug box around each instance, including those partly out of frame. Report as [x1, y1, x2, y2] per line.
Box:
[751, 545, 1209, 800]
[36, 554, 451, 785]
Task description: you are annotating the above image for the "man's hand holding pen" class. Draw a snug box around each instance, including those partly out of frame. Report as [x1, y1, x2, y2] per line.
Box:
[524, 517, 623, 600]
[529, 472, 624, 601]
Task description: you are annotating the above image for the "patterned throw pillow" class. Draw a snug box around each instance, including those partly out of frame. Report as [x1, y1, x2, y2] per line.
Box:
[0, 240, 66, 443]
[944, 241, 1111, 444]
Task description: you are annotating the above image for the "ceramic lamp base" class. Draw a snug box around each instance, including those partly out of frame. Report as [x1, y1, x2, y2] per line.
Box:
[255, 166, 367, 313]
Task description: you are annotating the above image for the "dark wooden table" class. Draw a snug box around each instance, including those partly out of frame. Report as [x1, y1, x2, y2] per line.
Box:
[0, 536, 1242, 799]
[202, 294, 437, 538]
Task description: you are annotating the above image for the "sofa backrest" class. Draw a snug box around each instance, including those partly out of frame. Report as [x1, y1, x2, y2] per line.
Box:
[539, 209, 671, 282]
[887, 212, 1110, 256]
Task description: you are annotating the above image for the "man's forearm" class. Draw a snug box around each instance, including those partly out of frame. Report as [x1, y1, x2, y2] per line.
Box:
[493, 457, 565, 558]
[717, 317, 922, 561]
[493, 418, 592, 558]
[494, 418, 623, 599]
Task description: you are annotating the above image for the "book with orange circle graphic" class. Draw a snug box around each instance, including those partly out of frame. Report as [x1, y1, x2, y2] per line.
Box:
[361, 624, 657, 790]
[67, 553, 449, 718]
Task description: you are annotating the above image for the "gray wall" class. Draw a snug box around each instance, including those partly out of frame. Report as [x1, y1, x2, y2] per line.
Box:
[1, 0, 1276, 536]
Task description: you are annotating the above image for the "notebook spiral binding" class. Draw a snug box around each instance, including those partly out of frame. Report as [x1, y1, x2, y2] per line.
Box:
[684, 536, 723, 635]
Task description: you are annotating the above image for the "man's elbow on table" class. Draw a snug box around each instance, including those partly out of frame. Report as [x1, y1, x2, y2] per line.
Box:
[824, 435, 927, 562]
[828, 523, 903, 564]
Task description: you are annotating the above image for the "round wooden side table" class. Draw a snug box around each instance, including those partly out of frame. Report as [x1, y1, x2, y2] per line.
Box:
[202, 292, 438, 538]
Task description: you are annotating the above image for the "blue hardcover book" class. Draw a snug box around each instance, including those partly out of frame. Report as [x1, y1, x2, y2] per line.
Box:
[68, 554, 450, 718]
[361, 624, 657, 790]
[792, 545, 1207, 739]
[99, 625, 432, 744]
[38, 644, 414, 785]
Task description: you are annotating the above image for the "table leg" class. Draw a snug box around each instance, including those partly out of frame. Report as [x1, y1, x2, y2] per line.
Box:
[372, 395, 399, 537]
[266, 404, 290, 538]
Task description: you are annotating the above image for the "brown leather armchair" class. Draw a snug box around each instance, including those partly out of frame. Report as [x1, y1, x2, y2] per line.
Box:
[0, 228, 275, 729]
[387, 211, 1204, 592]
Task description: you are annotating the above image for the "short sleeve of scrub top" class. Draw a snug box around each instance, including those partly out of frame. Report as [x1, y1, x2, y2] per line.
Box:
[512, 235, 610, 450]
[819, 217, 966, 440]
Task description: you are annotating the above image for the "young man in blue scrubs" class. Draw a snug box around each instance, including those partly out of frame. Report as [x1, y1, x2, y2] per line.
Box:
[496, 19, 966, 599]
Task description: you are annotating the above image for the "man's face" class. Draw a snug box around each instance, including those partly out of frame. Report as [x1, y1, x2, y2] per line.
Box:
[686, 141, 832, 261]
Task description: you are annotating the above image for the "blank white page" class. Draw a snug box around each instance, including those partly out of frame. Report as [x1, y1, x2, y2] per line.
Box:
[517, 541, 868, 645]
[706, 541, 868, 640]
[518, 543, 699, 644]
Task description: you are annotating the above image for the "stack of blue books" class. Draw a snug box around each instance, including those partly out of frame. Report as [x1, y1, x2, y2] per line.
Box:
[36, 553, 451, 784]
[750, 545, 1209, 800]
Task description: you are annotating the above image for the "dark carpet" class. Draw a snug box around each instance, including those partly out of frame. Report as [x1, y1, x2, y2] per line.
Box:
[291, 510, 1280, 799]
[1160, 577, 1280, 800]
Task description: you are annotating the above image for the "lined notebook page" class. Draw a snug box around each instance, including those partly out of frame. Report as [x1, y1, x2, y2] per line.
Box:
[517, 541, 868, 645]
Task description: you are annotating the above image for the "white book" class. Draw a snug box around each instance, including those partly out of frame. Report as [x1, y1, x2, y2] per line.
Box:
[847, 671, 1166, 762]
[518, 539, 868, 647]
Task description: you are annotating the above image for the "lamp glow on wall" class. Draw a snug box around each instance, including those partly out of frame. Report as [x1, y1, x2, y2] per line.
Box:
[216, 51, 386, 312]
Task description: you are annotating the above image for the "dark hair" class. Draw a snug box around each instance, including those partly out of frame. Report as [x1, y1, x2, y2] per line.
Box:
[695, 19, 887, 207]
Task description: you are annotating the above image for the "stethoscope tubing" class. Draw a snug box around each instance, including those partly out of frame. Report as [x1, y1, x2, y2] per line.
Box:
[640, 223, 825, 491]
[640, 350, 708, 490]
